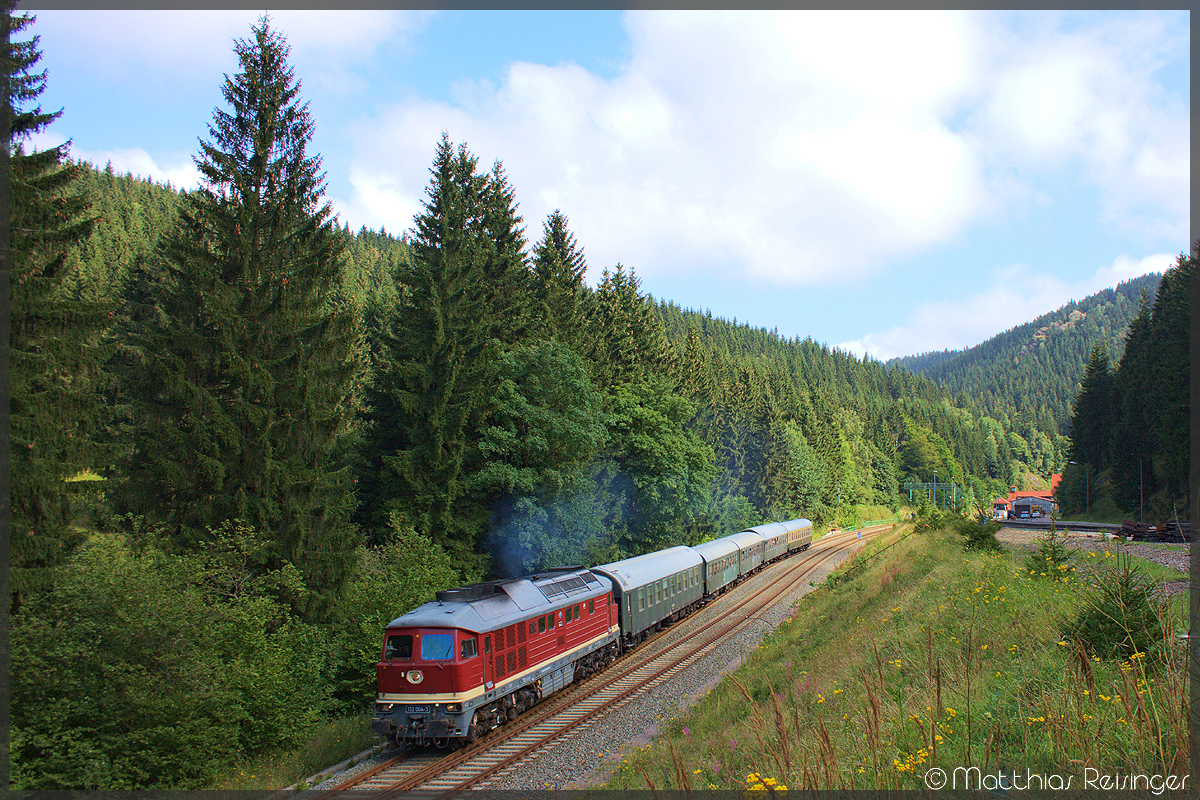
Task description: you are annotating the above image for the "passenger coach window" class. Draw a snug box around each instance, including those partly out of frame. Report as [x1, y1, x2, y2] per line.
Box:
[384, 634, 413, 660]
[460, 637, 478, 659]
[421, 633, 454, 661]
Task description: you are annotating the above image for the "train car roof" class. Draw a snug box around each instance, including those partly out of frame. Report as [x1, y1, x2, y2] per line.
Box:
[722, 530, 766, 548]
[386, 568, 608, 632]
[780, 518, 813, 530]
[742, 522, 790, 540]
[691, 537, 739, 560]
[591, 546, 703, 592]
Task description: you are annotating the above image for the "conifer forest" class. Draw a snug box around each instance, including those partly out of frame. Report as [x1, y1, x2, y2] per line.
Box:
[7, 13, 1191, 788]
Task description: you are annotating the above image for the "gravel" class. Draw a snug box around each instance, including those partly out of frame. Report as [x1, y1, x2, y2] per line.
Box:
[996, 525, 1189, 595]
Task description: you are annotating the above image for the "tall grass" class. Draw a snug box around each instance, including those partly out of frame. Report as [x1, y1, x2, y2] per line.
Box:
[605, 522, 1188, 791]
[206, 714, 375, 789]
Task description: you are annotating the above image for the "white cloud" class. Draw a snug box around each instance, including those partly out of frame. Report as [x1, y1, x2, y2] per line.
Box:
[73, 146, 202, 190]
[342, 10, 1186, 288]
[837, 251, 1178, 361]
[971, 12, 1189, 241]
[35, 10, 427, 92]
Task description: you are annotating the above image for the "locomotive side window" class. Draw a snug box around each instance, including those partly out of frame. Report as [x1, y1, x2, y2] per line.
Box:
[575, 603, 581, 620]
[421, 633, 454, 661]
[589, 599, 595, 614]
[460, 637, 478, 659]
[538, 616, 546, 634]
[484, 634, 491, 654]
[384, 634, 413, 660]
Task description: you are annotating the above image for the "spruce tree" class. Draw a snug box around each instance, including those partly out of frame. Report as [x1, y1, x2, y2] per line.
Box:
[117, 18, 360, 619]
[1110, 292, 1155, 511]
[531, 209, 587, 344]
[582, 264, 670, 389]
[479, 161, 532, 346]
[7, 5, 108, 604]
[1145, 252, 1190, 498]
[359, 135, 491, 572]
[1068, 343, 1115, 472]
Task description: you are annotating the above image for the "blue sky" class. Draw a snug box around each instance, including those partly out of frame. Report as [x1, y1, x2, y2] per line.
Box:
[26, 10, 1189, 360]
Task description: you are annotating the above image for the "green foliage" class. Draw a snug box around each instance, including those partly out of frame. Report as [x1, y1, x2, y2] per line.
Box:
[471, 341, 610, 575]
[8, 6, 110, 604]
[531, 209, 588, 346]
[115, 18, 362, 619]
[1022, 528, 1075, 577]
[1062, 551, 1167, 661]
[1069, 343, 1115, 472]
[599, 379, 718, 552]
[582, 264, 671, 389]
[947, 515, 1002, 551]
[357, 135, 504, 573]
[896, 417, 962, 483]
[763, 421, 829, 522]
[1063, 252, 1191, 517]
[10, 526, 335, 788]
[472, 340, 608, 498]
[330, 516, 458, 710]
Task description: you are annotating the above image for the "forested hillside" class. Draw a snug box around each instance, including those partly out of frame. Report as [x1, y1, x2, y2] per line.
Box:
[1061, 257, 1191, 520]
[889, 273, 1162, 434]
[9, 11, 1184, 790]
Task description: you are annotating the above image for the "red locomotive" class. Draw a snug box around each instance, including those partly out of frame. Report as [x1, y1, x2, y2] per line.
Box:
[372, 567, 619, 747]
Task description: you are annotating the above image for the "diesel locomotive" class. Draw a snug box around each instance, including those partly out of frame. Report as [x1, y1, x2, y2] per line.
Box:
[372, 518, 812, 747]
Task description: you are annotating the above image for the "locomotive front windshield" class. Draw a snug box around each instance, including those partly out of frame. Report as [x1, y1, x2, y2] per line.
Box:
[420, 632, 455, 661]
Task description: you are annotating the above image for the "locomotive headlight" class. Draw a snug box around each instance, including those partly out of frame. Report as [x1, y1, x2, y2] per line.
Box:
[443, 703, 461, 713]
[376, 702, 394, 713]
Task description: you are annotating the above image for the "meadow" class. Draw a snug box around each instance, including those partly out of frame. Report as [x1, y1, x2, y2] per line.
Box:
[604, 515, 1189, 791]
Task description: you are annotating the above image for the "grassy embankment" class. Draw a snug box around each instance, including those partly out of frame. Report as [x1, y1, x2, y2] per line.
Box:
[206, 715, 375, 790]
[605, 517, 1189, 792]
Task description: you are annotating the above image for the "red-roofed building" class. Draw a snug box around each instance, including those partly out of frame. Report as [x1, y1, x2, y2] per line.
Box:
[1004, 473, 1061, 518]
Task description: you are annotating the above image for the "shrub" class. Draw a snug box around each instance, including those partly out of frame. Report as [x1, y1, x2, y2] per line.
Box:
[1023, 528, 1075, 578]
[952, 516, 1002, 552]
[1061, 550, 1167, 661]
[11, 525, 336, 789]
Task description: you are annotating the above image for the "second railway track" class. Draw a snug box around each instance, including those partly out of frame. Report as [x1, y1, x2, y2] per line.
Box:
[321, 524, 889, 798]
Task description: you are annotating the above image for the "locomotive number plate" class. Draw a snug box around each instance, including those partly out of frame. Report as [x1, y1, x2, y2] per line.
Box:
[406, 705, 430, 714]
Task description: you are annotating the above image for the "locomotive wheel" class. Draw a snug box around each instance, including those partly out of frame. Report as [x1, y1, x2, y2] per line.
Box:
[506, 706, 518, 721]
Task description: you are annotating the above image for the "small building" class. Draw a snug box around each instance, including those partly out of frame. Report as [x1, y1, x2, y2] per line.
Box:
[1006, 474, 1061, 519]
[991, 498, 1009, 521]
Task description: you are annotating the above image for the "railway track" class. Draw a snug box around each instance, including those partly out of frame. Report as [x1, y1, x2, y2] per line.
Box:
[315, 524, 889, 798]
